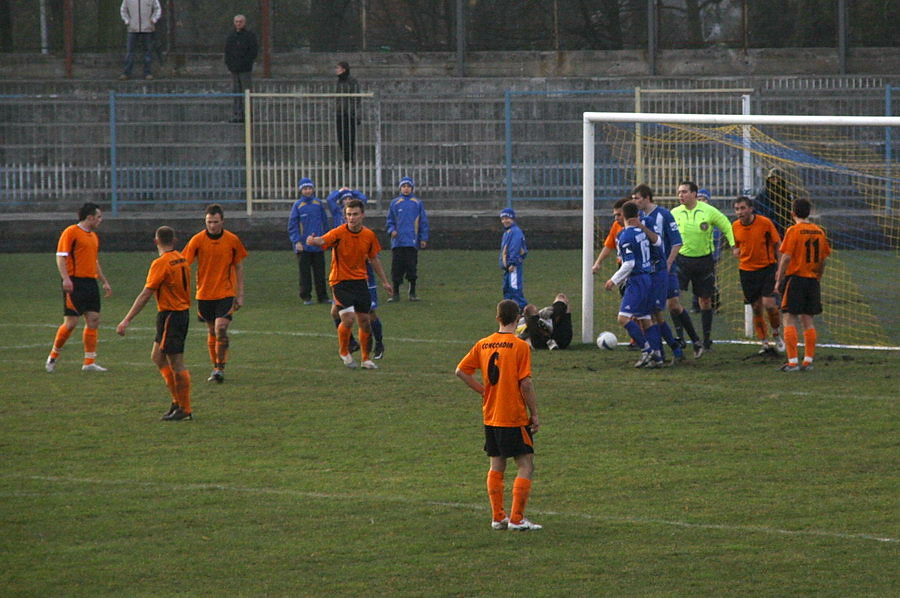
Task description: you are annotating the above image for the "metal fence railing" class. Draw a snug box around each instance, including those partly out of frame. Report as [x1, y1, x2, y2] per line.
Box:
[1, 77, 897, 214]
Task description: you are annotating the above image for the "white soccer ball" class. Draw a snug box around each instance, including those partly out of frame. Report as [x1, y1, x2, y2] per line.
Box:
[597, 331, 618, 350]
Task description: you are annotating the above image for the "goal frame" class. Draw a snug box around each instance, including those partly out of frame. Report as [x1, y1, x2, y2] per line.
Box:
[580, 111, 900, 345]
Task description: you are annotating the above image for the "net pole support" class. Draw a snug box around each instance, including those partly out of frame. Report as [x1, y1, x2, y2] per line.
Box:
[581, 118, 595, 345]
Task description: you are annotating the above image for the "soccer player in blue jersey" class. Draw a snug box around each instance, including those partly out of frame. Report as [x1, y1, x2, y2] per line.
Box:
[632, 184, 688, 365]
[604, 201, 659, 368]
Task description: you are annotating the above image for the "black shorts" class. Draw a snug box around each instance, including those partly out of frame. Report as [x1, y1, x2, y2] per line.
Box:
[156, 310, 190, 355]
[197, 297, 235, 322]
[676, 254, 716, 299]
[484, 424, 534, 458]
[63, 277, 100, 316]
[781, 275, 823, 316]
[739, 264, 777, 304]
[332, 279, 371, 314]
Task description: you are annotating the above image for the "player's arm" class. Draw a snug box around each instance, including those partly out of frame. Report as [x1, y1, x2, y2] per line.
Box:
[455, 367, 484, 395]
[116, 287, 155, 336]
[519, 376, 539, 433]
[637, 221, 658, 245]
[306, 233, 326, 247]
[667, 242, 681, 271]
[774, 252, 792, 292]
[714, 209, 736, 249]
[386, 201, 397, 238]
[56, 254, 73, 292]
[592, 246, 614, 273]
[234, 261, 245, 309]
[96, 259, 112, 297]
[606, 256, 633, 291]
[369, 255, 394, 296]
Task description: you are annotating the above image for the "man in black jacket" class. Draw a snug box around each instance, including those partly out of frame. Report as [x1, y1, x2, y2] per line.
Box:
[335, 61, 360, 162]
[224, 15, 258, 123]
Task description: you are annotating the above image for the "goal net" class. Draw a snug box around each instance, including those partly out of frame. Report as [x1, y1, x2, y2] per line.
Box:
[581, 112, 900, 349]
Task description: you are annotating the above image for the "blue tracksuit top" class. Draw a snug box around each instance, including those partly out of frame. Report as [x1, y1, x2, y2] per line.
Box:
[386, 194, 429, 249]
[500, 223, 527, 270]
[288, 197, 329, 252]
[326, 189, 368, 227]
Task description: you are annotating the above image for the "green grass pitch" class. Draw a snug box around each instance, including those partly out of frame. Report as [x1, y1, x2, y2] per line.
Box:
[1, 249, 897, 596]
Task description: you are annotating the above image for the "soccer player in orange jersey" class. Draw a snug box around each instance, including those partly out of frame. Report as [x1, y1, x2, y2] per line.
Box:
[774, 198, 831, 372]
[731, 196, 783, 355]
[306, 198, 393, 370]
[456, 299, 542, 531]
[591, 197, 626, 275]
[117, 226, 194, 420]
[45, 202, 113, 373]
[182, 204, 248, 384]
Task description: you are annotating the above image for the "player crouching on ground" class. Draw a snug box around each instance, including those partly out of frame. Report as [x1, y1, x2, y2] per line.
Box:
[517, 293, 574, 351]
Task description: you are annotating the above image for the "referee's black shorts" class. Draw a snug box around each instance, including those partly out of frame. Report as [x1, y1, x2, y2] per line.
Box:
[676, 254, 716, 299]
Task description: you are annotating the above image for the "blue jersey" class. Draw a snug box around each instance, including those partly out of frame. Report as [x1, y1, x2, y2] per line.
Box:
[386, 194, 429, 248]
[500, 223, 527, 270]
[326, 189, 368, 228]
[641, 215, 667, 272]
[616, 225, 652, 276]
[641, 205, 682, 263]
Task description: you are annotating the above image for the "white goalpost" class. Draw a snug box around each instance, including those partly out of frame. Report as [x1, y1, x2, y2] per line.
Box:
[581, 111, 900, 347]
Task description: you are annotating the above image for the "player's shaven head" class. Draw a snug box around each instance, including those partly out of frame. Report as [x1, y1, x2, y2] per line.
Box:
[622, 201, 639, 220]
[343, 198, 365, 213]
[205, 203, 225, 218]
[679, 180, 699, 193]
[631, 184, 653, 201]
[155, 226, 176, 246]
[734, 196, 753, 209]
[78, 202, 101, 221]
[792, 198, 812, 219]
[496, 300, 520, 326]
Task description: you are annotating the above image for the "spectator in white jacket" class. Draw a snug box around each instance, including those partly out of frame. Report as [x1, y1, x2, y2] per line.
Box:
[119, 0, 162, 80]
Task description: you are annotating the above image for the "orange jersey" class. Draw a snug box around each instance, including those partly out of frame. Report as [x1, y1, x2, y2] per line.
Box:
[603, 220, 623, 251]
[56, 224, 100, 278]
[457, 331, 532, 427]
[145, 250, 192, 312]
[780, 221, 831, 279]
[320, 224, 382, 286]
[732, 214, 781, 271]
[182, 229, 248, 300]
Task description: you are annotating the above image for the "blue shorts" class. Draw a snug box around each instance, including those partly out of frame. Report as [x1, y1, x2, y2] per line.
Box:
[650, 268, 668, 313]
[619, 273, 652, 318]
[667, 270, 680, 300]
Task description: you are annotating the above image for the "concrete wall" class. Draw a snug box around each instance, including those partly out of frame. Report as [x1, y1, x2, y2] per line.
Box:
[2, 47, 899, 81]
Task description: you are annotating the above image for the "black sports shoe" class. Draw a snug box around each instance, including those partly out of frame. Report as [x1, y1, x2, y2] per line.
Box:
[386, 294, 400, 303]
[160, 403, 178, 420]
[757, 346, 778, 356]
[163, 408, 193, 421]
[348, 337, 360, 353]
[373, 342, 384, 360]
[207, 369, 224, 383]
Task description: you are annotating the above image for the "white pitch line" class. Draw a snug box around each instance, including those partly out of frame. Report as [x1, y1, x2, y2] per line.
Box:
[9, 474, 898, 545]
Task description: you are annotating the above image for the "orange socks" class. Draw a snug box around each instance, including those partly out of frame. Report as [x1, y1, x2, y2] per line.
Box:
[50, 324, 74, 359]
[803, 328, 817, 364]
[159, 365, 177, 401]
[487, 470, 506, 522]
[510, 477, 532, 525]
[82, 327, 98, 365]
[359, 327, 371, 362]
[175, 370, 192, 414]
[338, 323, 352, 355]
[783, 325, 799, 363]
[752, 315, 766, 341]
[207, 333, 217, 366]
